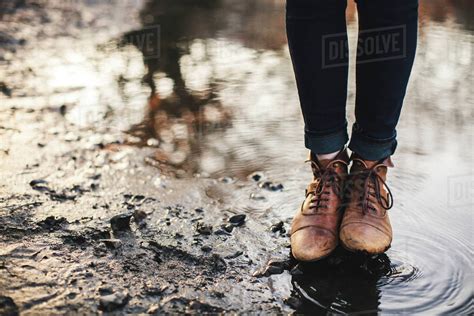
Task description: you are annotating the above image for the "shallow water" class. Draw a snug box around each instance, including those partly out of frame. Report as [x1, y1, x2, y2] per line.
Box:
[1, 0, 473, 314]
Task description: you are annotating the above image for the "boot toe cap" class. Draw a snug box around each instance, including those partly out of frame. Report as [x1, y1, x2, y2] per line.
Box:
[291, 227, 337, 261]
[340, 223, 391, 254]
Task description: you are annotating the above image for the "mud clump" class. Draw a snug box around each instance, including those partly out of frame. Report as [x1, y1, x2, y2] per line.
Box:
[99, 291, 129, 312]
[110, 213, 132, 232]
[37, 216, 68, 231]
[0, 296, 19, 316]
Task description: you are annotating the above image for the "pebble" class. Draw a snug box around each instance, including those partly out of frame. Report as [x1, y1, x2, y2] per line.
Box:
[228, 214, 246, 226]
[37, 216, 68, 231]
[110, 213, 132, 231]
[290, 264, 304, 276]
[29, 179, 49, 191]
[0, 296, 19, 316]
[225, 251, 243, 259]
[147, 304, 160, 314]
[249, 192, 266, 201]
[270, 221, 285, 233]
[133, 209, 147, 222]
[221, 224, 234, 233]
[253, 259, 290, 277]
[259, 181, 284, 191]
[196, 222, 212, 235]
[249, 172, 263, 182]
[201, 245, 212, 252]
[99, 239, 122, 249]
[99, 291, 129, 312]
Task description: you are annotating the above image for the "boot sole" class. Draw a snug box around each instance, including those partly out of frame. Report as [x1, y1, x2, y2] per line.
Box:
[290, 246, 336, 262]
[341, 242, 391, 255]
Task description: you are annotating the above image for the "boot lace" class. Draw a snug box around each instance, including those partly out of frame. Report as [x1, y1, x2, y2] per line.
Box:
[306, 160, 344, 211]
[350, 164, 393, 214]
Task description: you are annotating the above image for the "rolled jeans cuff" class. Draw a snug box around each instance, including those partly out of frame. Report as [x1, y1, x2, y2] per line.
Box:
[304, 123, 349, 154]
[348, 124, 397, 161]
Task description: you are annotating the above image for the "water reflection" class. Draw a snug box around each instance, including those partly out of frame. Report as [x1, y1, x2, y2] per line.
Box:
[290, 249, 391, 314]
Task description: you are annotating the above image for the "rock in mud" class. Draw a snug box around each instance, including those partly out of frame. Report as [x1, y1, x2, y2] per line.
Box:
[110, 213, 132, 231]
[133, 209, 147, 222]
[250, 192, 266, 201]
[259, 181, 284, 191]
[37, 216, 68, 231]
[270, 221, 285, 233]
[225, 251, 243, 259]
[284, 296, 303, 309]
[99, 291, 129, 312]
[249, 172, 263, 182]
[201, 245, 212, 252]
[253, 259, 290, 277]
[290, 264, 303, 276]
[29, 179, 50, 191]
[196, 222, 212, 235]
[228, 214, 246, 226]
[100, 238, 122, 249]
[221, 223, 234, 233]
[0, 296, 19, 316]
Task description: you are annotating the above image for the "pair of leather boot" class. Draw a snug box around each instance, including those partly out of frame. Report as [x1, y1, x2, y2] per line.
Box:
[290, 148, 394, 261]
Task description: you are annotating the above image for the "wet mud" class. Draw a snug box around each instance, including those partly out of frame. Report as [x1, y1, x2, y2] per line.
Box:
[1, 0, 473, 314]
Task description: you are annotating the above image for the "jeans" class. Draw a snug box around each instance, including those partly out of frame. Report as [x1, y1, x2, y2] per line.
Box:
[286, 0, 418, 160]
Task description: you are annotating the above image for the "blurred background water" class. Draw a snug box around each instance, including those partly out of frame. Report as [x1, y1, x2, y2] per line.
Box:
[0, 0, 472, 313]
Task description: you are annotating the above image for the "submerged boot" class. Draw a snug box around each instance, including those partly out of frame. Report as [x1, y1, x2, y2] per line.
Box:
[340, 155, 394, 254]
[290, 149, 349, 261]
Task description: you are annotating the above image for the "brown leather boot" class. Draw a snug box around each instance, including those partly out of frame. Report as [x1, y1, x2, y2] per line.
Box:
[339, 155, 394, 254]
[290, 149, 349, 261]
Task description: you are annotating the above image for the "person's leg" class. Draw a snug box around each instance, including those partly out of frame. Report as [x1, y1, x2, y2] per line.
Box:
[287, 0, 351, 262]
[286, 0, 349, 155]
[341, 0, 418, 254]
[349, 0, 418, 161]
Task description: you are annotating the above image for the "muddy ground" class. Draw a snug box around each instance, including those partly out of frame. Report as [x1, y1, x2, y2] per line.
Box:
[0, 1, 296, 314]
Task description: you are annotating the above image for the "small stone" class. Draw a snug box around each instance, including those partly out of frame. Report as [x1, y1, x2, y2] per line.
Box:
[0, 296, 19, 316]
[196, 222, 212, 235]
[284, 296, 302, 309]
[59, 104, 67, 115]
[250, 192, 266, 201]
[228, 214, 246, 226]
[133, 209, 147, 222]
[147, 304, 160, 314]
[268, 264, 285, 275]
[99, 239, 122, 249]
[194, 207, 204, 213]
[37, 216, 68, 231]
[290, 264, 304, 275]
[270, 221, 284, 233]
[201, 245, 212, 252]
[259, 181, 284, 191]
[214, 229, 231, 236]
[146, 138, 160, 147]
[222, 224, 234, 233]
[110, 213, 132, 231]
[249, 172, 263, 182]
[219, 176, 234, 183]
[29, 179, 50, 192]
[224, 251, 243, 259]
[99, 291, 129, 312]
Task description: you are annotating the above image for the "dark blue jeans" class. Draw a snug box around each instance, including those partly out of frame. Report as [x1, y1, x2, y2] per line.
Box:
[286, 0, 418, 160]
